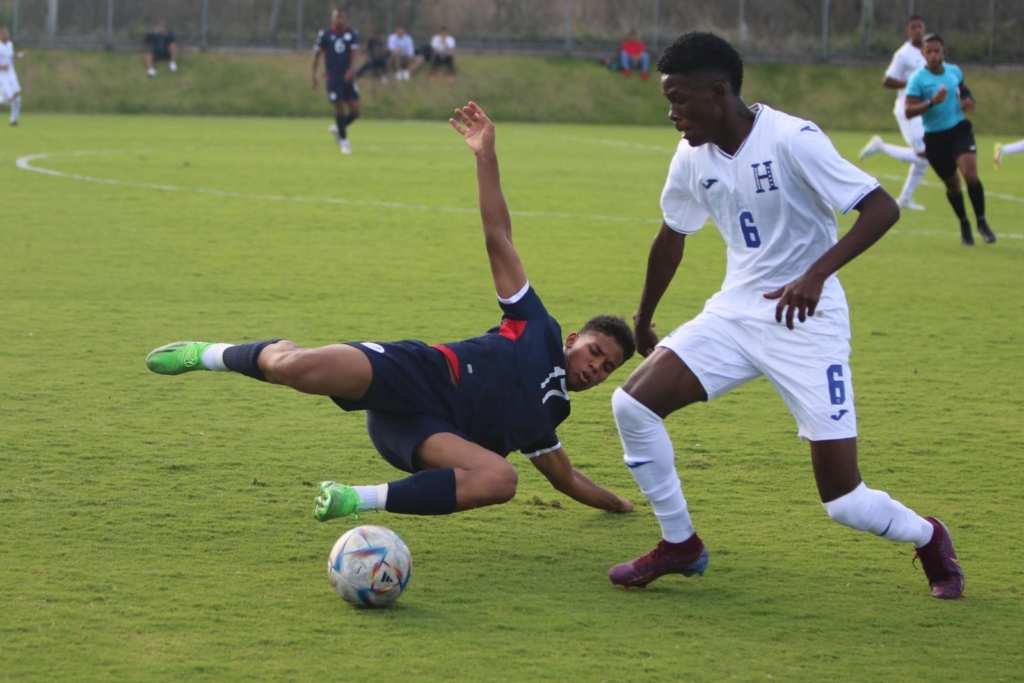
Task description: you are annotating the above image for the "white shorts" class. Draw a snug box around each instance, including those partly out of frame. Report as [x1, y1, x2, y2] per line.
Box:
[657, 312, 858, 441]
[895, 110, 926, 155]
[0, 70, 20, 104]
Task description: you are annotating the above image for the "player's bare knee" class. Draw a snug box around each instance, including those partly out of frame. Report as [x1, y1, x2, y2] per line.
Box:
[479, 461, 518, 505]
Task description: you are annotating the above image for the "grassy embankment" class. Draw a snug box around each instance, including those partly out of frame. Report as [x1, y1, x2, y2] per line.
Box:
[14, 49, 1024, 133]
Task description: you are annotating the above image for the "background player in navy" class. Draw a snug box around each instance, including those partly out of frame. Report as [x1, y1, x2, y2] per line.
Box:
[146, 101, 636, 521]
[312, 8, 360, 154]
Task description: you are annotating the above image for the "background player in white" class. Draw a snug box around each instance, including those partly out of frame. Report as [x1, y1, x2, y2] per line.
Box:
[606, 32, 964, 600]
[858, 15, 929, 211]
[0, 26, 25, 126]
[994, 138, 1024, 168]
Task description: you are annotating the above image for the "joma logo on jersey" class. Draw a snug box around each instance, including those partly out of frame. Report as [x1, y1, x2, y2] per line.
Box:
[540, 367, 569, 404]
[751, 161, 779, 193]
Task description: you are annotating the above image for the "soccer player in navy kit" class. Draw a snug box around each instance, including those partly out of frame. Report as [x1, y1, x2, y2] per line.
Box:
[146, 101, 636, 521]
[312, 8, 360, 154]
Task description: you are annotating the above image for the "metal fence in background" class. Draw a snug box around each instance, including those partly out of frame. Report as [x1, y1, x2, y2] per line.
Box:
[1, 0, 1022, 64]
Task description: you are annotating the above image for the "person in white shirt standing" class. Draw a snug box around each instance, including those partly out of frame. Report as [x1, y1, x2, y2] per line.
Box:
[606, 32, 964, 600]
[0, 26, 25, 126]
[430, 28, 456, 83]
[387, 25, 415, 81]
[858, 16, 929, 211]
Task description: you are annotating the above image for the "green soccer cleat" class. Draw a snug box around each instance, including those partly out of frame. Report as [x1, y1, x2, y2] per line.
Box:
[314, 481, 364, 522]
[146, 341, 214, 375]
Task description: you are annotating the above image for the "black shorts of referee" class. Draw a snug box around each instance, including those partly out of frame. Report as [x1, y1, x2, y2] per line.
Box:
[924, 119, 977, 180]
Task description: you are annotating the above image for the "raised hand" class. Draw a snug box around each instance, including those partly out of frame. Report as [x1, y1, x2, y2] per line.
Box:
[450, 101, 495, 155]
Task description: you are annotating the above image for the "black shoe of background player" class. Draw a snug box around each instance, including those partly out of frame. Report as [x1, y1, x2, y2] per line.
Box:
[960, 222, 974, 246]
[977, 221, 997, 244]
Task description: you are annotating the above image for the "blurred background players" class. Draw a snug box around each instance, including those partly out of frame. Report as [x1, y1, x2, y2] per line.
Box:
[387, 26, 415, 81]
[430, 28, 456, 83]
[905, 34, 995, 245]
[0, 26, 24, 125]
[620, 30, 649, 80]
[312, 8, 360, 155]
[858, 15, 929, 211]
[144, 19, 178, 77]
[993, 139, 1024, 168]
[356, 27, 389, 84]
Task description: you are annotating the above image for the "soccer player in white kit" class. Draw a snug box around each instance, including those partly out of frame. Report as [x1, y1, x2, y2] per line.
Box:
[858, 16, 929, 211]
[0, 26, 25, 126]
[994, 139, 1024, 168]
[606, 32, 964, 599]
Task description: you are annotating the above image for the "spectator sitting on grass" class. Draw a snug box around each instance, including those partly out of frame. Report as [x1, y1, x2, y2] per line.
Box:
[387, 25, 415, 81]
[356, 27, 390, 84]
[430, 28, 456, 83]
[144, 19, 178, 77]
[620, 30, 649, 80]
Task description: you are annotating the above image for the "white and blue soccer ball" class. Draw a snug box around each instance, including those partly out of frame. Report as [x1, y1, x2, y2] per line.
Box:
[328, 525, 412, 608]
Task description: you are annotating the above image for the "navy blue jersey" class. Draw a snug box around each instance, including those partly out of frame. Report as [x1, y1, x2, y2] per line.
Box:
[438, 284, 569, 457]
[315, 27, 359, 76]
[144, 30, 176, 56]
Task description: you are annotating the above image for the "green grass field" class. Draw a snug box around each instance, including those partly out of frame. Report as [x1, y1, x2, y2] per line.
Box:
[2, 113, 1023, 682]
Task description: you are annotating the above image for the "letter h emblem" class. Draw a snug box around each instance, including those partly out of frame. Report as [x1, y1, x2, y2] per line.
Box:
[751, 161, 779, 194]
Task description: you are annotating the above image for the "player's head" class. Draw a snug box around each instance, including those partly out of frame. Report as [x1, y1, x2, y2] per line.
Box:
[439, 26, 449, 36]
[563, 315, 635, 392]
[657, 32, 744, 147]
[395, 25, 406, 36]
[906, 15, 926, 44]
[0, 26, 9, 42]
[923, 33, 945, 68]
[154, 19, 168, 32]
[331, 8, 347, 29]
[627, 30, 638, 40]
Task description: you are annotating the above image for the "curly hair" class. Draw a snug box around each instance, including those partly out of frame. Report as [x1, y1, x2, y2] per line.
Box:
[579, 315, 636, 363]
[657, 32, 744, 95]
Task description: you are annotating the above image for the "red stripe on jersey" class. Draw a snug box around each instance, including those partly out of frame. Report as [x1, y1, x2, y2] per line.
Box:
[498, 319, 527, 341]
[432, 344, 461, 386]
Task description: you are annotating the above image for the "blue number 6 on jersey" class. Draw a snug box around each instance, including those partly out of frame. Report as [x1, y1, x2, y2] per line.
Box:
[739, 211, 761, 248]
[826, 364, 845, 405]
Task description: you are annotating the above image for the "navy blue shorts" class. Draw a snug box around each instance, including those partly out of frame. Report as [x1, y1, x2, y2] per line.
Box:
[331, 341, 466, 473]
[327, 76, 359, 103]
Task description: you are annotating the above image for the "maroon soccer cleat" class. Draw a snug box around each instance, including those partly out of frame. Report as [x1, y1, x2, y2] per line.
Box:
[608, 534, 708, 589]
[915, 517, 965, 599]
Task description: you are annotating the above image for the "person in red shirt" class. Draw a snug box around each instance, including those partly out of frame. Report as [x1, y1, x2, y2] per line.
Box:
[620, 30, 650, 80]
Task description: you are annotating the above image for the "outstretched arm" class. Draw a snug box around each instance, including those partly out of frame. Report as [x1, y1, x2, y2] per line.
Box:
[633, 223, 686, 357]
[530, 447, 633, 512]
[450, 101, 528, 300]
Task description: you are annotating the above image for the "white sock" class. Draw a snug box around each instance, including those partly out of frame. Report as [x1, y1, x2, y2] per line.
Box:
[201, 343, 232, 371]
[612, 388, 695, 543]
[822, 482, 934, 547]
[1004, 139, 1024, 156]
[353, 484, 388, 510]
[898, 161, 928, 203]
[10, 97, 20, 123]
[880, 142, 923, 165]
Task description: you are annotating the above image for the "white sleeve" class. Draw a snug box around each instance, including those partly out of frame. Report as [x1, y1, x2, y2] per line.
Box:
[387, 35, 397, 51]
[660, 149, 709, 234]
[448, 36, 456, 49]
[784, 126, 880, 215]
[431, 36, 441, 51]
[884, 48, 905, 81]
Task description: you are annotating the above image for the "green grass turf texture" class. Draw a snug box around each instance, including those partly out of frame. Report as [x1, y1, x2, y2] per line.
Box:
[1, 113, 1023, 682]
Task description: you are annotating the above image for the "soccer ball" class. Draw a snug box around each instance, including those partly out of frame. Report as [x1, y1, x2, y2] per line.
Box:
[328, 525, 412, 608]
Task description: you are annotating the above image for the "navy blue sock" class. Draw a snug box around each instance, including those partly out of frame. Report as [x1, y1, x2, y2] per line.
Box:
[335, 114, 347, 140]
[222, 339, 281, 382]
[341, 113, 355, 130]
[384, 468, 458, 515]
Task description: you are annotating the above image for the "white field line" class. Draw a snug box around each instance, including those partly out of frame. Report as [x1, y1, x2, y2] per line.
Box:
[14, 149, 660, 225]
[876, 173, 1024, 204]
[15, 149, 1023, 236]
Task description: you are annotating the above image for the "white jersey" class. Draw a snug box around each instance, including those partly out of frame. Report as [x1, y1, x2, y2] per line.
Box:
[660, 104, 880, 339]
[0, 40, 20, 103]
[885, 42, 927, 117]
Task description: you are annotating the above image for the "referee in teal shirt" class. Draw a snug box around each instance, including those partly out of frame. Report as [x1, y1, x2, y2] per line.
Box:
[906, 34, 995, 245]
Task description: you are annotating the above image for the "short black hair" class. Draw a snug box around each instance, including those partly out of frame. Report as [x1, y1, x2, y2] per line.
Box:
[924, 33, 945, 46]
[657, 32, 744, 95]
[580, 315, 636, 364]
[906, 15, 925, 24]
